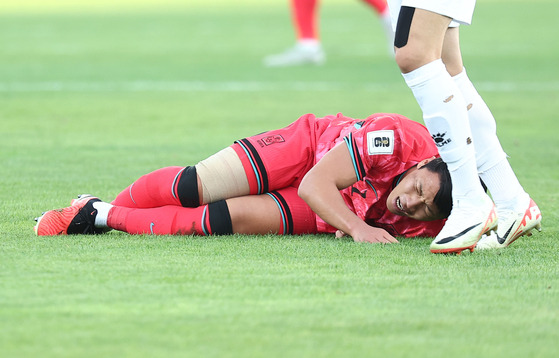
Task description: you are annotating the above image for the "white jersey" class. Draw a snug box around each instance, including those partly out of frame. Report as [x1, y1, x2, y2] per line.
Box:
[387, 0, 477, 31]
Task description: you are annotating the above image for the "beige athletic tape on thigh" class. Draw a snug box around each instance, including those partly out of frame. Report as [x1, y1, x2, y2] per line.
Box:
[195, 146, 250, 204]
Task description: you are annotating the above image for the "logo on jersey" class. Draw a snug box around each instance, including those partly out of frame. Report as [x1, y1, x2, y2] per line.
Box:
[351, 186, 367, 199]
[432, 132, 451, 147]
[367, 130, 394, 155]
[258, 134, 285, 147]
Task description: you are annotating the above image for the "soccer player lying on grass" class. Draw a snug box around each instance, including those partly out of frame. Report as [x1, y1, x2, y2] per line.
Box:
[35, 112, 454, 244]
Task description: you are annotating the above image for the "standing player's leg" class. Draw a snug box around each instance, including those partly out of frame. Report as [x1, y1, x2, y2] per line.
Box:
[263, 0, 325, 67]
[441, 30, 542, 249]
[392, 6, 496, 253]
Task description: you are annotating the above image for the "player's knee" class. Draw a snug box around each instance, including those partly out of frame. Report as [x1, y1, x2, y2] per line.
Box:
[206, 200, 233, 235]
[176, 166, 201, 207]
[395, 47, 426, 74]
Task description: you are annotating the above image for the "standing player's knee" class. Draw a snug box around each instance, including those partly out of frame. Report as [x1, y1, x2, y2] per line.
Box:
[395, 46, 428, 74]
[393, 6, 444, 73]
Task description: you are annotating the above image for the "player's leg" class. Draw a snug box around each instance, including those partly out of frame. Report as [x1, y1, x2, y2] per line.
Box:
[111, 147, 250, 209]
[112, 186, 316, 235]
[228, 187, 317, 235]
[293, 0, 319, 40]
[392, 5, 496, 253]
[35, 188, 317, 236]
[109, 186, 315, 235]
[264, 0, 325, 67]
[442, 30, 542, 248]
[111, 166, 199, 208]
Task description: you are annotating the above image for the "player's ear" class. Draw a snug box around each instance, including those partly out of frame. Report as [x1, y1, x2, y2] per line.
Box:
[417, 156, 436, 169]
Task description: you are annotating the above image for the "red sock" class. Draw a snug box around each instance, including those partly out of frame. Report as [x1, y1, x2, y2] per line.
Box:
[292, 0, 318, 40]
[111, 166, 185, 208]
[361, 0, 388, 14]
[108, 205, 210, 235]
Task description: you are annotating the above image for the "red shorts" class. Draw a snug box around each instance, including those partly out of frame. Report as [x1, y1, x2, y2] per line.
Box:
[264, 187, 318, 235]
[231, 113, 328, 195]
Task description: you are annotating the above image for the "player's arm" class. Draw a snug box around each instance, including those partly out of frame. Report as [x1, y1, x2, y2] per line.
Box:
[298, 143, 398, 244]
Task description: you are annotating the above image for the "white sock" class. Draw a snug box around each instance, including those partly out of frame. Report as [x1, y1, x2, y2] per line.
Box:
[478, 159, 529, 211]
[92, 201, 113, 228]
[297, 39, 321, 50]
[402, 59, 484, 200]
[452, 68, 527, 210]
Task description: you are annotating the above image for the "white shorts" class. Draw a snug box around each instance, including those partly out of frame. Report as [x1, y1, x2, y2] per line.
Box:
[387, 0, 477, 32]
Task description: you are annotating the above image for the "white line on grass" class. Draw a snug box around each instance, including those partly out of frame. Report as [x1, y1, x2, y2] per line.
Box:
[0, 81, 558, 93]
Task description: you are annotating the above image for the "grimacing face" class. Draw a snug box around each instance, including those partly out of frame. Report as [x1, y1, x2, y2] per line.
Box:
[386, 158, 445, 221]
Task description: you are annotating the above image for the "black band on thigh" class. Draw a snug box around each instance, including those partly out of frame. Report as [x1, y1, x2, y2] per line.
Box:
[206, 200, 233, 235]
[394, 6, 415, 48]
[176, 166, 200, 207]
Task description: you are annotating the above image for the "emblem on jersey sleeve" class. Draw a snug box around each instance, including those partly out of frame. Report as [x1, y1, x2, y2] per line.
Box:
[367, 130, 394, 155]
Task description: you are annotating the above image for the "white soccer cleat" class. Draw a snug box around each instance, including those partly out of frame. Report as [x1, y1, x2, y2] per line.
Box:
[476, 198, 542, 250]
[430, 194, 498, 254]
[263, 44, 325, 67]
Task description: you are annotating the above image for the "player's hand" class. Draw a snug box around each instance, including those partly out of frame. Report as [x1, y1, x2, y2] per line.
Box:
[335, 230, 346, 238]
[340, 226, 398, 244]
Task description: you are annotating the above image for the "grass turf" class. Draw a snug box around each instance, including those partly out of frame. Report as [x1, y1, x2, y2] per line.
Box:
[1, 1, 558, 357]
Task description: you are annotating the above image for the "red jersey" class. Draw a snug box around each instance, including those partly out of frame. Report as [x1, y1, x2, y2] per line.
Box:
[233, 113, 445, 238]
[313, 113, 444, 237]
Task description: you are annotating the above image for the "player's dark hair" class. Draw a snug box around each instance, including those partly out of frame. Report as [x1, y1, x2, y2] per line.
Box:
[422, 158, 452, 218]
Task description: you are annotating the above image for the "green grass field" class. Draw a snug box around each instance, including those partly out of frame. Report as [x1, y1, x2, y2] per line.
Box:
[1, 0, 558, 357]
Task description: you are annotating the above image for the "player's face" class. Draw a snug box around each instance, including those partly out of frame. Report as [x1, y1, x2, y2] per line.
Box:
[386, 161, 444, 221]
